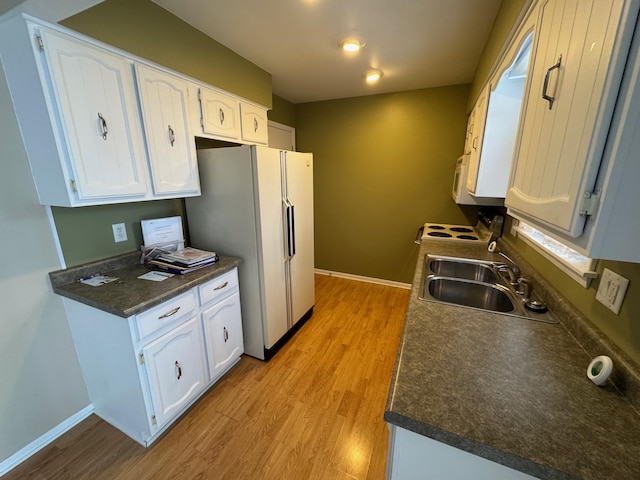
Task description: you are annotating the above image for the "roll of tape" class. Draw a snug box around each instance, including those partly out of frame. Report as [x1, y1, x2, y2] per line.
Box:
[587, 355, 613, 386]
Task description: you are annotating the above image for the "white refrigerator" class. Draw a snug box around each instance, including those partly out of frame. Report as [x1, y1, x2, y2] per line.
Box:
[185, 145, 315, 360]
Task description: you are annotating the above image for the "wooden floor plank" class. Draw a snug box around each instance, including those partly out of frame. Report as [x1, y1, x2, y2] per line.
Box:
[4, 274, 408, 480]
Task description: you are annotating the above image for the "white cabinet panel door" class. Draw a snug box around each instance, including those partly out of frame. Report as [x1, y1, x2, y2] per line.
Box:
[202, 293, 244, 381]
[40, 28, 148, 200]
[136, 64, 200, 196]
[142, 316, 206, 428]
[240, 102, 268, 145]
[199, 87, 241, 139]
[506, 0, 635, 237]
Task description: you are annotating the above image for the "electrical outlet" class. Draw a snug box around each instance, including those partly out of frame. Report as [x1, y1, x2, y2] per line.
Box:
[112, 223, 128, 243]
[595, 268, 629, 315]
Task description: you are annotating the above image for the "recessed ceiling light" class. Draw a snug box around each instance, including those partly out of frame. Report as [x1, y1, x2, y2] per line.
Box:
[364, 69, 383, 83]
[339, 39, 364, 52]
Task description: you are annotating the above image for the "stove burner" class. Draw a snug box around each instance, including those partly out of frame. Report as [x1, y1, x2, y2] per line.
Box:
[427, 225, 446, 230]
[456, 235, 479, 240]
[450, 227, 474, 233]
[427, 231, 453, 238]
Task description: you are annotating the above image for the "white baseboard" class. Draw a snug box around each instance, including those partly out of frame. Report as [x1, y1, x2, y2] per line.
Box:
[0, 404, 94, 477]
[315, 269, 411, 290]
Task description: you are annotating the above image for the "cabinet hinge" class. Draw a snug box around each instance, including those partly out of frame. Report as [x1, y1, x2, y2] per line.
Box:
[35, 35, 44, 51]
[151, 415, 157, 426]
[70, 180, 78, 192]
[138, 353, 145, 364]
[579, 190, 600, 217]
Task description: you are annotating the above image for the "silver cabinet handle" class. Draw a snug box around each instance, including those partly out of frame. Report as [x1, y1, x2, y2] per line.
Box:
[542, 55, 562, 110]
[98, 112, 108, 140]
[175, 360, 182, 380]
[223, 326, 228, 342]
[253, 117, 258, 132]
[158, 306, 180, 319]
[168, 125, 175, 146]
[219, 108, 225, 125]
[213, 281, 229, 291]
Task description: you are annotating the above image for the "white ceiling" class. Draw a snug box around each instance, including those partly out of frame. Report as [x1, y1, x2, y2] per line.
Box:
[152, 0, 502, 104]
[1, 0, 503, 104]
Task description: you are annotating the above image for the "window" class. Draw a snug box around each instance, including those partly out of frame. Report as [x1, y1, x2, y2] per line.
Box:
[515, 221, 598, 287]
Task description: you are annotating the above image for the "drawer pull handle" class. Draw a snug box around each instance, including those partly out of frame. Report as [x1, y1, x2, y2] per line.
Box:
[223, 326, 229, 342]
[158, 306, 180, 319]
[175, 361, 182, 380]
[214, 281, 229, 291]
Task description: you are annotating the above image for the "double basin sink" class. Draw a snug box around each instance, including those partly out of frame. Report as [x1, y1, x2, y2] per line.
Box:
[419, 255, 556, 323]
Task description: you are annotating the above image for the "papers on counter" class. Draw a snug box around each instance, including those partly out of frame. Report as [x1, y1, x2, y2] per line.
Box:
[138, 271, 175, 282]
[80, 274, 118, 286]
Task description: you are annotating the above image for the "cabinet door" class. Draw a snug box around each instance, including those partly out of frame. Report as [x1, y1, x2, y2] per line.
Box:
[135, 64, 200, 196]
[39, 28, 148, 200]
[199, 87, 241, 139]
[465, 88, 489, 193]
[142, 316, 206, 428]
[240, 102, 268, 145]
[505, 0, 637, 237]
[202, 293, 243, 381]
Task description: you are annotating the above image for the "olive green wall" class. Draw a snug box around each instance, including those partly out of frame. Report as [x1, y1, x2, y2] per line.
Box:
[54, 0, 272, 266]
[503, 229, 640, 365]
[473, 4, 640, 364]
[468, 0, 529, 109]
[296, 85, 477, 284]
[61, 0, 271, 108]
[269, 94, 296, 127]
[52, 200, 183, 266]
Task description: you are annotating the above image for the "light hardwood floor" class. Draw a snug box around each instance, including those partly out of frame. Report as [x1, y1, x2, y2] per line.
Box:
[5, 274, 409, 480]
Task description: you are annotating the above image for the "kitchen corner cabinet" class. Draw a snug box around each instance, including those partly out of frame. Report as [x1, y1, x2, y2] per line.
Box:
[62, 267, 242, 446]
[240, 101, 269, 145]
[506, 0, 639, 238]
[135, 64, 200, 197]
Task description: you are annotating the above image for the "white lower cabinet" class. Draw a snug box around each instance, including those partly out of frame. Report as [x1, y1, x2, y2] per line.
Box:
[142, 316, 206, 428]
[387, 425, 537, 479]
[63, 267, 242, 446]
[202, 293, 243, 381]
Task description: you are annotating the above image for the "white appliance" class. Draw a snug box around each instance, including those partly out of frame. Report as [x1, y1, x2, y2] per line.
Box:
[452, 155, 503, 206]
[185, 145, 315, 360]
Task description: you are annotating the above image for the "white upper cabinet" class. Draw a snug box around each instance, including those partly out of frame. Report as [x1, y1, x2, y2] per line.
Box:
[468, 9, 535, 199]
[135, 64, 200, 196]
[465, 88, 489, 194]
[40, 29, 150, 202]
[197, 86, 242, 140]
[505, 0, 638, 237]
[240, 101, 268, 145]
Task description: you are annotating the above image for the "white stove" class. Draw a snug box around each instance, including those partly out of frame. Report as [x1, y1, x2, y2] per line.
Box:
[420, 221, 493, 244]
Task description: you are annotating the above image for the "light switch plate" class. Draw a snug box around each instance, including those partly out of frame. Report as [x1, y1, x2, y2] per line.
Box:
[112, 223, 127, 243]
[595, 268, 629, 315]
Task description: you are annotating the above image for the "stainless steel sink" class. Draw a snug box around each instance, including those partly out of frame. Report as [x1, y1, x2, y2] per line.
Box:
[418, 254, 556, 323]
[425, 277, 515, 313]
[427, 257, 499, 283]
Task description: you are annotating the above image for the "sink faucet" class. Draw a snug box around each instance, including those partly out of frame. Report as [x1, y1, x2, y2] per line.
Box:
[498, 252, 521, 286]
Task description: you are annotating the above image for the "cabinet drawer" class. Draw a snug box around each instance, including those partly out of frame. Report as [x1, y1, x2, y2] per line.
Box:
[198, 268, 239, 306]
[135, 290, 197, 341]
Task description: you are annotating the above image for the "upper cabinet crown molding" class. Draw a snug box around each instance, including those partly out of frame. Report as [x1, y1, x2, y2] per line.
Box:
[0, 14, 268, 207]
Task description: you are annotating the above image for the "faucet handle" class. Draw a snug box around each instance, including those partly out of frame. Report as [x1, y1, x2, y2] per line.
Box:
[517, 278, 531, 300]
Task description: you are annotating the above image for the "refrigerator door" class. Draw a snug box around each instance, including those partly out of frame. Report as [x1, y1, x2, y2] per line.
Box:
[253, 147, 288, 349]
[283, 151, 315, 325]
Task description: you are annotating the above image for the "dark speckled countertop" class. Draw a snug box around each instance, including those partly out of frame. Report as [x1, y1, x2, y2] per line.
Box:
[49, 251, 241, 318]
[385, 239, 640, 479]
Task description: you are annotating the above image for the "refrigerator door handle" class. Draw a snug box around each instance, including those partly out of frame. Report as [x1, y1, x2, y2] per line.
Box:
[285, 200, 296, 258]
